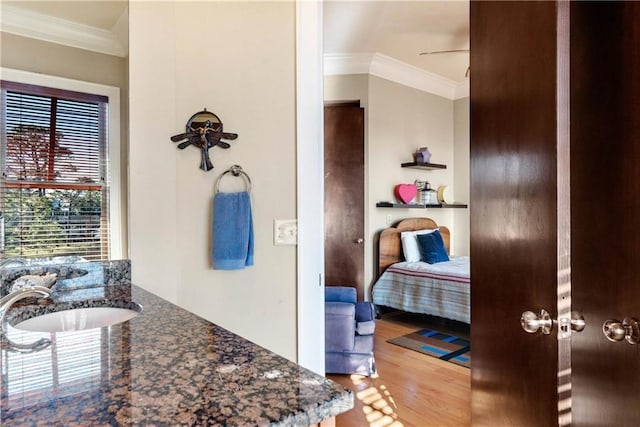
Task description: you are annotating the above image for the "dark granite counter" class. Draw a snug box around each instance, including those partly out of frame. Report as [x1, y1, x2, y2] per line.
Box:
[0, 283, 353, 426]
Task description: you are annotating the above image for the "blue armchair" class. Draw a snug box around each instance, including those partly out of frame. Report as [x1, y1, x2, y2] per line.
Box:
[325, 286, 376, 376]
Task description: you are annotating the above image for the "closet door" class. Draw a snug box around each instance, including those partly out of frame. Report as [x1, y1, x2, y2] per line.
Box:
[471, 1, 640, 425]
[470, 2, 562, 425]
[570, 2, 640, 425]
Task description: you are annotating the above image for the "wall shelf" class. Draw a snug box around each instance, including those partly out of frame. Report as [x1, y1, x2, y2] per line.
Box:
[401, 161, 447, 170]
[376, 202, 468, 209]
[389, 161, 466, 208]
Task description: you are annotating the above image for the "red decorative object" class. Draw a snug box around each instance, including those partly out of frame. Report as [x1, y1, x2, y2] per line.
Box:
[394, 184, 418, 204]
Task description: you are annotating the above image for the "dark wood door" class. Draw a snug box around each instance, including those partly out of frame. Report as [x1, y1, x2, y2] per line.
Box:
[570, 2, 640, 425]
[471, 1, 640, 426]
[324, 104, 365, 300]
[470, 2, 562, 425]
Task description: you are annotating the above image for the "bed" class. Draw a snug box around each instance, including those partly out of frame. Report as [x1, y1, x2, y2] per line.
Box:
[372, 218, 470, 324]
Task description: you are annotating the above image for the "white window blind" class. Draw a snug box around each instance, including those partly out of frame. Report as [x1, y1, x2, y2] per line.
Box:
[0, 81, 110, 261]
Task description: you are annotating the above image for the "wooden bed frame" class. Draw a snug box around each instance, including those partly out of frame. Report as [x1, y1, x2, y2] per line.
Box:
[377, 218, 450, 276]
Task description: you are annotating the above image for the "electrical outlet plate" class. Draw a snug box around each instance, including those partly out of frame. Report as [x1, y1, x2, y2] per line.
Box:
[274, 219, 297, 245]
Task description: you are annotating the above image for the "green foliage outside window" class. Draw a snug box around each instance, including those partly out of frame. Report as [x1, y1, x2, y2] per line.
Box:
[2, 124, 104, 259]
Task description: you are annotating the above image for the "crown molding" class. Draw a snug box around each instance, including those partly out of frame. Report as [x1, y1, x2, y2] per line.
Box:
[324, 53, 374, 76]
[0, 4, 127, 58]
[454, 80, 470, 100]
[324, 52, 469, 100]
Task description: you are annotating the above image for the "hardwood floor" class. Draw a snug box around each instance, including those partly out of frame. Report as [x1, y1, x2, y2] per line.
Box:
[327, 312, 471, 427]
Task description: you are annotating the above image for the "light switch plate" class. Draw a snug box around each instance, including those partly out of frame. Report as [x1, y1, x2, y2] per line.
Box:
[274, 219, 297, 245]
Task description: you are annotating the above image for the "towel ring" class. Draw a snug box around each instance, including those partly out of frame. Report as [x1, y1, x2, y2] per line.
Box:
[215, 165, 252, 193]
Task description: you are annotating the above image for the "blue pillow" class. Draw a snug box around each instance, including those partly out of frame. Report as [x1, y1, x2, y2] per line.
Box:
[416, 229, 449, 264]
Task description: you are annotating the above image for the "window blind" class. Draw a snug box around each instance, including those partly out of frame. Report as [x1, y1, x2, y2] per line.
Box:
[1, 81, 110, 261]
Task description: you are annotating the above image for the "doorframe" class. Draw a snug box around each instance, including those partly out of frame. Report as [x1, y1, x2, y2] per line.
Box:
[295, 0, 325, 375]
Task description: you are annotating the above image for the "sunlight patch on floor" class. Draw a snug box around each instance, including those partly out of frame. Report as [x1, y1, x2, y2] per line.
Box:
[351, 376, 404, 427]
[349, 371, 379, 386]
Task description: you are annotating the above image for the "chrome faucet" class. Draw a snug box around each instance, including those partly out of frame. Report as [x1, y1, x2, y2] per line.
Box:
[0, 286, 52, 328]
[0, 286, 53, 353]
[0, 258, 27, 268]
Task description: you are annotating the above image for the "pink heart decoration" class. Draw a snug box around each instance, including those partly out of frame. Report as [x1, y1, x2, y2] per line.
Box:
[394, 184, 417, 204]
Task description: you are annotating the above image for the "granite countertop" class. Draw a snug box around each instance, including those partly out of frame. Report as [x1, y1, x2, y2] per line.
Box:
[1, 282, 353, 426]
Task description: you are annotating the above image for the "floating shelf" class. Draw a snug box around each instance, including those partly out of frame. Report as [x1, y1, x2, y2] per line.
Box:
[401, 162, 447, 170]
[376, 202, 468, 209]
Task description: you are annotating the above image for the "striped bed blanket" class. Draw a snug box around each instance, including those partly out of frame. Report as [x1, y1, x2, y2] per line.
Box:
[372, 256, 470, 324]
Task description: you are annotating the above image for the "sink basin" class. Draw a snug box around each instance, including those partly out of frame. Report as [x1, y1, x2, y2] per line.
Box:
[13, 304, 142, 333]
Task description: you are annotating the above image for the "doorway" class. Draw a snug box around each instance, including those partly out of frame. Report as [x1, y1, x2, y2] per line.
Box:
[321, 2, 472, 426]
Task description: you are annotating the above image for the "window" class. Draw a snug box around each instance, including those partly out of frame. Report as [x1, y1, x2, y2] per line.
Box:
[1, 81, 112, 261]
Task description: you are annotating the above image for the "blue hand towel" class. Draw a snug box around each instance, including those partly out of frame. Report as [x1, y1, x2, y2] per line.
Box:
[212, 191, 254, 270]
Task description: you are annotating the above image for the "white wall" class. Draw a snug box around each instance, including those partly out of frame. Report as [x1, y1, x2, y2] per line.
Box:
[453, 97, 470, 256]
[129, 2, 298, 360]
[325, 74, 469, 300]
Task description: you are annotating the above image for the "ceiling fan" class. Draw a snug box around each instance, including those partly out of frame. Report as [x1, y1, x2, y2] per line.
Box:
[419, 49, 470, 77]
[419, 49, 469, 55]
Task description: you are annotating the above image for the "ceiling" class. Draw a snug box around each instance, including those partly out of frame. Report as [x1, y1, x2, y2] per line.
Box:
[2, 0, 469, 83]
[324, 1, 470, 83]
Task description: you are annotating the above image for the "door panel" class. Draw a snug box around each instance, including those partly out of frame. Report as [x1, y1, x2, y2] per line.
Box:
[470, 2, 561, 425]
[472, 1, 640, 426]
[324, 104, 365, 300]
[571, 2, 640, 425]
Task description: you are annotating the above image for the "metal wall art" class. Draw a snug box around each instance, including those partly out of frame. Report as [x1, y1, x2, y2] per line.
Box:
[170, 109, 238, 171]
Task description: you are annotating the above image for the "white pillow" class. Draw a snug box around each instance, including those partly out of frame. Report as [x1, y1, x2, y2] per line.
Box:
[400, 228, 438, 262]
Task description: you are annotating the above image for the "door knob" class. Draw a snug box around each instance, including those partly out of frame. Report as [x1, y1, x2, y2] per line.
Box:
[354, 238, 364, 244]
[521, 309, 586, 336]
[569, 311, 586, 332]
[521, 309, 553, 334]
[603, 317, 640, 344]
